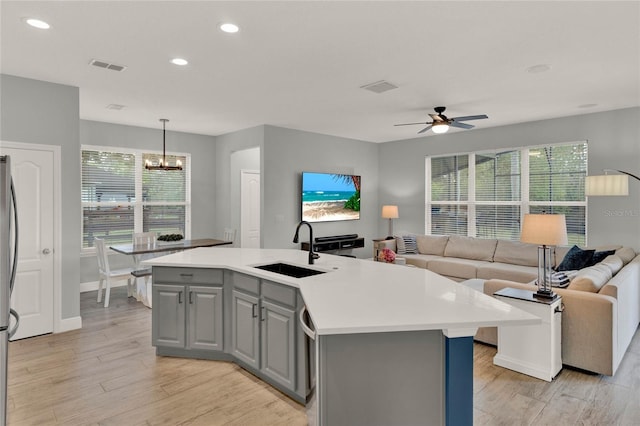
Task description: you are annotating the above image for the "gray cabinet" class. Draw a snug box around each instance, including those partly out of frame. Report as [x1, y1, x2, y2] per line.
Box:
[230, 273, 299, 392]
[153, 284, 186, 348]
[188, 286, 223, 351]
[261, 299, 295, 389]
[152, 267, 224, 353]
[152, 268, 309, 403]
[231, 289, 260, 369]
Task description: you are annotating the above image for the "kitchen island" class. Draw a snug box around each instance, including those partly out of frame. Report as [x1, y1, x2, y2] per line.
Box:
[143, 247, 538, 426]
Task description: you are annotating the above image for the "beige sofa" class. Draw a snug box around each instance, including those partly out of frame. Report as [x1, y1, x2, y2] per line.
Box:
[380, 235, 640, 375]
[377, 234, 567, 283]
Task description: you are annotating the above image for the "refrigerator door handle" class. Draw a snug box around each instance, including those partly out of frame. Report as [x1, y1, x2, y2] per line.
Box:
[8, 309, 19, 339]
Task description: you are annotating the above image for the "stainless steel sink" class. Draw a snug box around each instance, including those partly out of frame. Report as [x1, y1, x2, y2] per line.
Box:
[254, 262, 326, 278]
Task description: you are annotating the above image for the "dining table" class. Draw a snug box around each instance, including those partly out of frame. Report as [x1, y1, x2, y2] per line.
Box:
[109, 238, 232, 307]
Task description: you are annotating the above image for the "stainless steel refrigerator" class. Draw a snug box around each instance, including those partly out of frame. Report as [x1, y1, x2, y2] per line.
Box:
[0, 156, 19, 426]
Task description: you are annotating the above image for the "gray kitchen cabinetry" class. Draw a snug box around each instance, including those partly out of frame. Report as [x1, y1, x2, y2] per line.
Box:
[230, 272, 298, 393]
[231, 288, 260, 368]
[261, 298, 296, 389]
[152, 267, 224, 355]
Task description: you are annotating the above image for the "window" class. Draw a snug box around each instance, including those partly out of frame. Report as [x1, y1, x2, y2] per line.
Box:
[81, 146, 190, 250]
[426, 142, 587, 245]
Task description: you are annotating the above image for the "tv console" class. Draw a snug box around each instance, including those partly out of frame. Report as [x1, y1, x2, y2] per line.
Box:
[301, 235, 365, 253]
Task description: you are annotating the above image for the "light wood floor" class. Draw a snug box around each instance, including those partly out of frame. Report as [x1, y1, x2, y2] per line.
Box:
[7, 287, 640, 425]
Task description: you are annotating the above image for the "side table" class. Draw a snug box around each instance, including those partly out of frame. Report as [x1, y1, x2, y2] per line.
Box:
[372, 238, 392, 261]
[493, 287, 563, 381]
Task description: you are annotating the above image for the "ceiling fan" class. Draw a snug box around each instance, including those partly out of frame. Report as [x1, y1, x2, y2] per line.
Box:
[395, 106, 488, 134]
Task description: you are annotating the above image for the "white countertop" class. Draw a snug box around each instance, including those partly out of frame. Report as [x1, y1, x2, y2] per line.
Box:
[143, 247, 539, 336]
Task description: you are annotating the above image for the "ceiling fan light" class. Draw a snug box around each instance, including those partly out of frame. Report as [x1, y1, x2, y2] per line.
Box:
[432, 123, 449, 134]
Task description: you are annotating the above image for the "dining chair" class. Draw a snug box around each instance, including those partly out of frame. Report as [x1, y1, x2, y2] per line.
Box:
[132, 232, 157, 306]
[224, 228, 236, 245]
[95, 237, 135, 308]
[134, 231, 156, 248]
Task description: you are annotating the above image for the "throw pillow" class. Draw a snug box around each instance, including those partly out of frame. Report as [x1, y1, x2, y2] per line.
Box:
[402, 235, 418, 254]
[555, 245, 595, 271]
[395, 236, 407, 254]
[395, 235, 417, 254]
[589, 249, 616, 266]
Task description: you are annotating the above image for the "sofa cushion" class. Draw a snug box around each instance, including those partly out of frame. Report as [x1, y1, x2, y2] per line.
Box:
[395, 235, 418, 254]
[493, 240, 539, 267]
[600, 255, 624, 275]
[616, 247, 636, 265]
[556, 245, 595, 271]
[476, 263, 538, 283]
[443, 236, 498, 262]
[567, 263, 613, 293]
[428, 258, 489, 280]
[401, 254, 442, 269]
[416, 235, 449, 256]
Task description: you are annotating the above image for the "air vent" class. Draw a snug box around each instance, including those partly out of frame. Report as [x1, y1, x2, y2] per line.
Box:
[360, 80, 398, 94]
[89, 59, 127, 72]
[106, 104, 126, 110]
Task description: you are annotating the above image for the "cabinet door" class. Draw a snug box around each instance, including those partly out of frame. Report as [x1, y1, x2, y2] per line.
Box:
[188, 286, 223, 351]
[231, 289, 260, 369]
[261, 299, 296, 390]
[152, 284, 186, 348]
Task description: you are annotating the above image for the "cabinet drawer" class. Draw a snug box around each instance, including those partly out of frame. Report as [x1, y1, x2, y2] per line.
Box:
[262, 280, 296, 307]
[231, 272, 260, 295]
[153, 267, 223, 285]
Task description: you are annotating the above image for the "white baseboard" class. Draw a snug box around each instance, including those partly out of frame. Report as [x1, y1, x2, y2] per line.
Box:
[56, 315, 82, 333]
[80, 280, 128, 293]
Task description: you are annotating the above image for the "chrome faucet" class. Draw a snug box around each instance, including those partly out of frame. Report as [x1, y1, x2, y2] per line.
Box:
[293, 220, 320, 265]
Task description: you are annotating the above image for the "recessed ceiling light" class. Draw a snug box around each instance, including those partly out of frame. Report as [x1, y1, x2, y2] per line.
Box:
[171, 58, 189, 66]
[24, 18, 50, 29]
[220, 23, 239, 33]
[526, 64, 552, 74]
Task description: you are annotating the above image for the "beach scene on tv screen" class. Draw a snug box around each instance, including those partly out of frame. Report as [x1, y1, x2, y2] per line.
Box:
[302, 172, 361, 222]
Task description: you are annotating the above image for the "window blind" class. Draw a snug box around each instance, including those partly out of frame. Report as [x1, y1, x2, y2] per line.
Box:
[431, 155, 468, 202]
[82, 147, 190, 249]
[426, 142, 587, 244]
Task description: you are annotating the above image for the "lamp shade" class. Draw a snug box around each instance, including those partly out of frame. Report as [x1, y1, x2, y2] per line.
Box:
[520, 214, 568, 246]
[381, 205, 399, 219]
[585, 174, 629, 196]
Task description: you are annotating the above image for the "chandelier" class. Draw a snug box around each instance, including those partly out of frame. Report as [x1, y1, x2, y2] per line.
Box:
[144, 119, 183, 171]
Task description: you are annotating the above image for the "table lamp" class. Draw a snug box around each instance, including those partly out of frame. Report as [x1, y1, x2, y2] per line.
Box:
[381, 205, 399, 239]
[520, 213, 568, 298]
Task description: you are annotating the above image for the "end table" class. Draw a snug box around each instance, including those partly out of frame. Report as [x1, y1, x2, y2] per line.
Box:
[493, 287, 563, 381]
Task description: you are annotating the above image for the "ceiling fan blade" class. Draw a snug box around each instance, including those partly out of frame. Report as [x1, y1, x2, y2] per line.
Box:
[449, 121, 474, 129]
[429, 113, 445, 122]
[418, 125, 433, 134]
[451, 114, 488, 122]
[394, 122, 430, 127]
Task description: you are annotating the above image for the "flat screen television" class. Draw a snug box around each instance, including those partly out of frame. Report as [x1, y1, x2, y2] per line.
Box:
[301, 172, 361, 223]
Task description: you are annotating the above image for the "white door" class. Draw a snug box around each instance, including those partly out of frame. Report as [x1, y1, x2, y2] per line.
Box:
[3, 147, 54, 340]
[240, 170, 260, 248]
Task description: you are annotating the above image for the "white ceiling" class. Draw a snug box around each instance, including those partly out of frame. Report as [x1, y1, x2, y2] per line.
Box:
[2, 1, 639, 143]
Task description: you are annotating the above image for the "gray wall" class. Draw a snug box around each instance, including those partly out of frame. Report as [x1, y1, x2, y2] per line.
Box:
[79, 120, 217, 283]
[262, 125, 379, 257]
[214, 126, 265, 244]
[0, 74, 81, 319]
[378, 107, 640, 250]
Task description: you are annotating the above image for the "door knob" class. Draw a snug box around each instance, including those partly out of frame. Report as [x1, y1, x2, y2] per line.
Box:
[42, 248, 51, 255]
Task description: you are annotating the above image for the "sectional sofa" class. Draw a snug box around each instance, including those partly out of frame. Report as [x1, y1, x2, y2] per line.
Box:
[378, 235, 640, 375]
